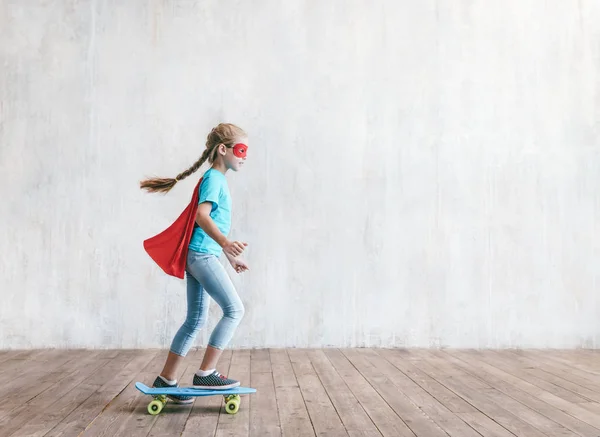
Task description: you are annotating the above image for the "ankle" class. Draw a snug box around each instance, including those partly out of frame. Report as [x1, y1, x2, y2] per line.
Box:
[196, 368, 215, 377]
[160, 374, 177, 383]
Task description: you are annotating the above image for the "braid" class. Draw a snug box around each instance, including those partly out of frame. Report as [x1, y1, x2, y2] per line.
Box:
[140, 122, 246, 194]
[140, 147, 213, 194]
[174, 147, 211, 182]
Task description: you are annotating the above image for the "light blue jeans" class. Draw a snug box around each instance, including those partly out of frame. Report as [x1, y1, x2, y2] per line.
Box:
[170, 249, 245, 356]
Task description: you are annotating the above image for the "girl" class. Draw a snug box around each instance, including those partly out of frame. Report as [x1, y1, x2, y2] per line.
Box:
[140, 123, 250, 403]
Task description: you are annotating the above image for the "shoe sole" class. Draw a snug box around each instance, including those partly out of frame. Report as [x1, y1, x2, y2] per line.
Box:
[167, 395, 194, 404]
[152, 384, 195, 404]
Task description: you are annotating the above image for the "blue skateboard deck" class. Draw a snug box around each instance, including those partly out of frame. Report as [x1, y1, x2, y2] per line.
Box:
[135, 382, 256, 415]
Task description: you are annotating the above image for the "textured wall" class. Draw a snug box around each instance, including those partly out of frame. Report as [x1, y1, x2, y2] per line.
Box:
[1, 1, 599, 349]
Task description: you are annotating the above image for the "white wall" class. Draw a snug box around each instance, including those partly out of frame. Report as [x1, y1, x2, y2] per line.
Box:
[1, 1, 599, 350]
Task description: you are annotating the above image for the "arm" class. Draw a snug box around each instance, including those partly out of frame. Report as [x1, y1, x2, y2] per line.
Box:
[195, 202, 228, 247]
[196, 202, 247, 257]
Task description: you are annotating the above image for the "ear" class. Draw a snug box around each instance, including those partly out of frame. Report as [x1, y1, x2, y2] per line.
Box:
[217, 144, 227, 156]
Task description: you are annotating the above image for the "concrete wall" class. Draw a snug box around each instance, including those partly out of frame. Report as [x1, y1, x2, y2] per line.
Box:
[1, 1, 599, 350]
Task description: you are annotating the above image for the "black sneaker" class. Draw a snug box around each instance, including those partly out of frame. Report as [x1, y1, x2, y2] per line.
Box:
[152, 376, 194, 404]
[192, 370, 240, 390]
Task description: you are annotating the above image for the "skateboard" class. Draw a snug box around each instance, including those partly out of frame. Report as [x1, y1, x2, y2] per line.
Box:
[135, 382, 256, 415]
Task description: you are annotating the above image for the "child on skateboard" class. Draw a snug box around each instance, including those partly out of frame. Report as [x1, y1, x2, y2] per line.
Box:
[140, 123, 250, 403]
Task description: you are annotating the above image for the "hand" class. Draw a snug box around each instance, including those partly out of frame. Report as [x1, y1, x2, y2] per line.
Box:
[227, 256, 249, 274]
[223, 240, 248, 258]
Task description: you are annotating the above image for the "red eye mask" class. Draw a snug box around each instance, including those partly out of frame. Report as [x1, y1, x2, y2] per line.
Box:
[232, 143, 248, 158]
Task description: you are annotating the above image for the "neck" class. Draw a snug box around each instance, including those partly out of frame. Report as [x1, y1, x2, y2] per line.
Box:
[211, 161, 227, 175]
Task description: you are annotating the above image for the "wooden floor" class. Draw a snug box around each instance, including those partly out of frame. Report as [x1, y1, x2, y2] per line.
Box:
[0, 349, 599, 437]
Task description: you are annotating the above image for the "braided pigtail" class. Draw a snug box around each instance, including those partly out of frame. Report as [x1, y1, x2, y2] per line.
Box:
[140, 147, 212, 194]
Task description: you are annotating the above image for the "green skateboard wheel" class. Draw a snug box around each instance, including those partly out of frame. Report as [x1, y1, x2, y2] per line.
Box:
[148, 400, 164, 415]
[225, 398, 240, 414]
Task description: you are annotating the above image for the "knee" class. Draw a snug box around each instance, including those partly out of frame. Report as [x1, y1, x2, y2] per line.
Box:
[225, 302, 245, 322]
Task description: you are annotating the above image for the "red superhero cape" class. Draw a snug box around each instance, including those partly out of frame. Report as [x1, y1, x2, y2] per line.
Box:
[143, 178, 203, 279]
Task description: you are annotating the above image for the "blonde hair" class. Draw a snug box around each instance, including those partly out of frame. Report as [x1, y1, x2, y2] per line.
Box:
[140, 123, 246, 193]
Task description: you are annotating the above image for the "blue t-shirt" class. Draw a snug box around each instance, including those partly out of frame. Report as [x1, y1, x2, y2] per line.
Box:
[188, 168, 231, 256]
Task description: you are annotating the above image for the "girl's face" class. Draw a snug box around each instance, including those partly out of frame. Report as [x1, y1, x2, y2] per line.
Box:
[222, 137, 248, 172]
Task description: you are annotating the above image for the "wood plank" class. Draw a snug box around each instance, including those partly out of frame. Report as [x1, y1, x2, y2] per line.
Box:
[8, 351, 137, 437]
[470, 350, 600, 429]
[552, 350, 600, 367]
[407, 351, 552, 437]
[307, 350, 382, 437]
[270, 348, 315, 437]
[481, 387, 587, 437]
[576, 350, 600, 368]
[508, 350, 600, 393]
[180, 349, 233, 437]
[525, 367, 600, 403]
[215, 349, 252, 437]
[354, 349, 482, 437]
[407, 350, 491, 390]
[0, 351, 109, 435]
[0, 350, 50, 375]
[456, 412, 523, 437]
[0, 350, 30, 365]
[81, 350, 168, 437]
[484, 351, 593, 403]
[323, 349, 416, 437]
[0, 350, 94, 422]
[46, 350, 158, 437]
[289, 348, 348, 436]
[250, 348, 281, 437]
[0, 350, 75, 387]
[376, 350, 479, 414]
[378, 349, 527, 437]
[580, 401, 600, 416]
[464, 350, 588, 403]
[534, 350, 600, 375]
[341, 349, 450, 437]
[442, 350, 600, 436]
